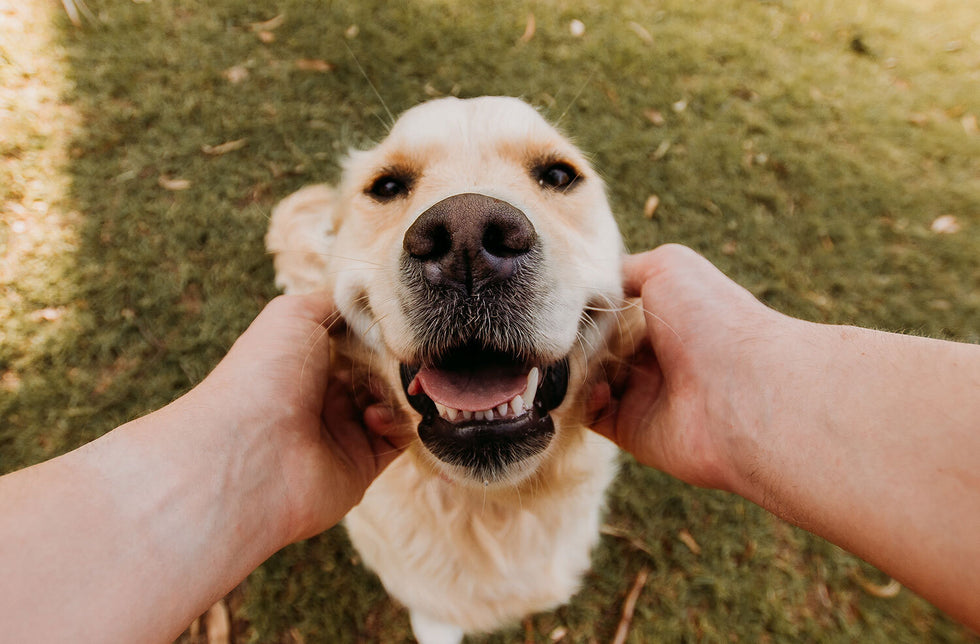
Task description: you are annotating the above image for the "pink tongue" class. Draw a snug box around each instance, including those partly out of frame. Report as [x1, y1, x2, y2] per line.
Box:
[410, 365, 528, 411]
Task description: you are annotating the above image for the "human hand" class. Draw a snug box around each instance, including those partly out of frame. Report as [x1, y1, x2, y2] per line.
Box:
[591, 244, 804, 491]
[178, 293, 412, 543]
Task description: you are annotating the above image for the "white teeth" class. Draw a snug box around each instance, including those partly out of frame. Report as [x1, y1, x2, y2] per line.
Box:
[435, 403, 447, 418]
[463, 410, 473, 420]
[497, 403, 509, 417]
[510, 395, 525, 416]
[446, 407, 458, 421]
[524, 367, 540, 406]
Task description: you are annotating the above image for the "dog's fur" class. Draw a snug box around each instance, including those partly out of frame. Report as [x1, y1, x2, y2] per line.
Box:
[267, 96, 633, 643]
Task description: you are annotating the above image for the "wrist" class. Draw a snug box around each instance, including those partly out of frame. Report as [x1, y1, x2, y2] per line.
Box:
[717, 315, 836, 505]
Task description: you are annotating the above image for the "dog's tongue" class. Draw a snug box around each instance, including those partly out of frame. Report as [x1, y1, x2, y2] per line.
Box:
[409, 364, 528, 411]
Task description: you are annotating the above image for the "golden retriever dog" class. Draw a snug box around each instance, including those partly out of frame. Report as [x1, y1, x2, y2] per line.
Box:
[267, 96, 632, 643]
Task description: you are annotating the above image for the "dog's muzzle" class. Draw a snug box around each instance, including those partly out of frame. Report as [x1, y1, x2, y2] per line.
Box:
[398, 194, 569, 481]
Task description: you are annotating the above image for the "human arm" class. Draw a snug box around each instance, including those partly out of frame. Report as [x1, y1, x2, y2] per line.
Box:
[0, 293, 409, 644]
[591, 244, 980, 630]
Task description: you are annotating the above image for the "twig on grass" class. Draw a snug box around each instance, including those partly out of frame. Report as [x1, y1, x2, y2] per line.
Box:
[611, 566, 650, 644]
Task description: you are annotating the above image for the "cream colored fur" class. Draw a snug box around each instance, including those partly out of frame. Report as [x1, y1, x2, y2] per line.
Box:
[267, 97, 635, 642]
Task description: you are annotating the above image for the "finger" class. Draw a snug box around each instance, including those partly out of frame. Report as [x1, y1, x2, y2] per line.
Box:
[289, 289, 338, 327]
[586, 381, 616, 437]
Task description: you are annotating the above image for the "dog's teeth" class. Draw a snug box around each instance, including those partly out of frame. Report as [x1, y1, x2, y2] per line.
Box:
[446, 407, 459, 421]
[435, 403, 447, 418]
[497, 403, 509, 417]
[524, 367, 540, 406]
[484, 409, 494, 420]
[462, 410, 473, 420]
[510, 395, 525, 415]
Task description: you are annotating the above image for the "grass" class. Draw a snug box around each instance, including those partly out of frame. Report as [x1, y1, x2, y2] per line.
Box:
[2, 0, 978, 641]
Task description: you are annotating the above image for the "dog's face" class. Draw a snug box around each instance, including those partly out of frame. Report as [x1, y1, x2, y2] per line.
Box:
[277, 97, 625, 486]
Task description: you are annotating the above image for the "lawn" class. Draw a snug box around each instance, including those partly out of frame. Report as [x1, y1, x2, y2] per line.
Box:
[1, 0, 978, 642]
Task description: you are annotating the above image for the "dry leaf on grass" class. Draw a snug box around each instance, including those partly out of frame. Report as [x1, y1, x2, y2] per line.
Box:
[854, 571, 902, 598]
[678, 528, 702, 555]
[206, 599, 231, 644]
[222, 65, 249, 84]
[201, 138, 248, 156]
[295, 59, 335, 72]
[930, 214, 961, 234]
[518, 13, 536, 43]
[962, 113, 978, 135]
[158, 176, 191, 191]
[643, 194, 661, 219]
[345, 24, 359, 39]
[548, 626, 567, 641]
[627, 21, 654, 44]
[569, 19, 585, 37]
[644, 108, 665, 126]
[251, 14, 285, 32]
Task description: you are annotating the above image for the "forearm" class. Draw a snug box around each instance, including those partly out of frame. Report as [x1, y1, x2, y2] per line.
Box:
[0, 400, 289, 644]
[731, 322, 980, 629]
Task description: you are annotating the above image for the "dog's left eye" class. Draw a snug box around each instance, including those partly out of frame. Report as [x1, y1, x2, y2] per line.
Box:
[367, 174, 411, 201]
[536, 162, 580, 191]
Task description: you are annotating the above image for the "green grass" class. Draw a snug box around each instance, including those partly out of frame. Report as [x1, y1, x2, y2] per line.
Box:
[2, 0, 978, 641]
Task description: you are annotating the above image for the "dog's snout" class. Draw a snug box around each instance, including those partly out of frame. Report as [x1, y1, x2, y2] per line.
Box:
[403, 193, 537, 293]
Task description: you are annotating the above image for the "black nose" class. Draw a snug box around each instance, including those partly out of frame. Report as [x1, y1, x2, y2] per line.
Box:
[403, 193, 537, 294]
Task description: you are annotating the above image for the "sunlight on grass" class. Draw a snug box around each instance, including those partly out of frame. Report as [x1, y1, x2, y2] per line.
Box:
[0, 0, 88, 461]
[1, 0, 977, 641]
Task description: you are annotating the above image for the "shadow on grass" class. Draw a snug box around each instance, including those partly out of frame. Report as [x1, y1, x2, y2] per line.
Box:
[2, 0, 977, 641]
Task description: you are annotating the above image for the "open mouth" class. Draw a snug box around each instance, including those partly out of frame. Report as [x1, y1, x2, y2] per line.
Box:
[399, 345, 570, 479]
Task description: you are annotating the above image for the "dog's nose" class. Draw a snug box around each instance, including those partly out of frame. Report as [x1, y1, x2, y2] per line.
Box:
[403, 193, 537, 294]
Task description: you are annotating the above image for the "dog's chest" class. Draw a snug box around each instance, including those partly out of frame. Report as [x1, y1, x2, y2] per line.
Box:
[344, 438, 618, 631]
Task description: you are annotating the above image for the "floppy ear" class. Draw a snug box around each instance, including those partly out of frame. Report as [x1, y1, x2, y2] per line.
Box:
[265, 184, 339, 294]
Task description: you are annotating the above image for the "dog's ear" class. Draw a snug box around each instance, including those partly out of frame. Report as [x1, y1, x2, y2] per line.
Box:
[266, 184, 340, 294]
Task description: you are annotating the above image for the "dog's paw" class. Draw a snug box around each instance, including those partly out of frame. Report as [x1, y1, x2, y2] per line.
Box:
[409, 610, 465, 644]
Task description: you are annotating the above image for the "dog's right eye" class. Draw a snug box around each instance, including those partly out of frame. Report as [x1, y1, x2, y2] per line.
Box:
[367, 174, 411, 201]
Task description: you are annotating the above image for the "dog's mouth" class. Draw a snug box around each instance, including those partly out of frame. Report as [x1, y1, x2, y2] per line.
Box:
[399, 345, 569, 481]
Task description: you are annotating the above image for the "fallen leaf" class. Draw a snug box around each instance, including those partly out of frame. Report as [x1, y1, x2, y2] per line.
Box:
[907, 112, 929, 127]
[627, 21, 653, 44]
[206, 599, 230, 644]
[962, 113, 978, 135]
[345, 24, 359, 39]
[721, 240, 738, 255]
[295, 58, 335, 72]
[251, 14, 285, 32]
[643, 108, 665, 126]
[1, 371, 21, 393]
[643, 194, 661, 219]
[158, 176, 191, 191]
[201, 138, 248, 156]
[651, 140, 671, 161]
[222, 64, 249, 84]
[569, 19, 585, 37]
[678, 528, 702, 555]
[518, 13, 536, 43]
[549, 626, 568, 642]
[854, 572, 902, 598]
[257, 30, 275, 43]
[930, 215, 961, 234]
[30, 307, 64, 322]
[672, 98, 688, 113]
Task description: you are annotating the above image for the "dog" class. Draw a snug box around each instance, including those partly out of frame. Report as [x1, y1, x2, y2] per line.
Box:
[267, 96, 634, 643]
